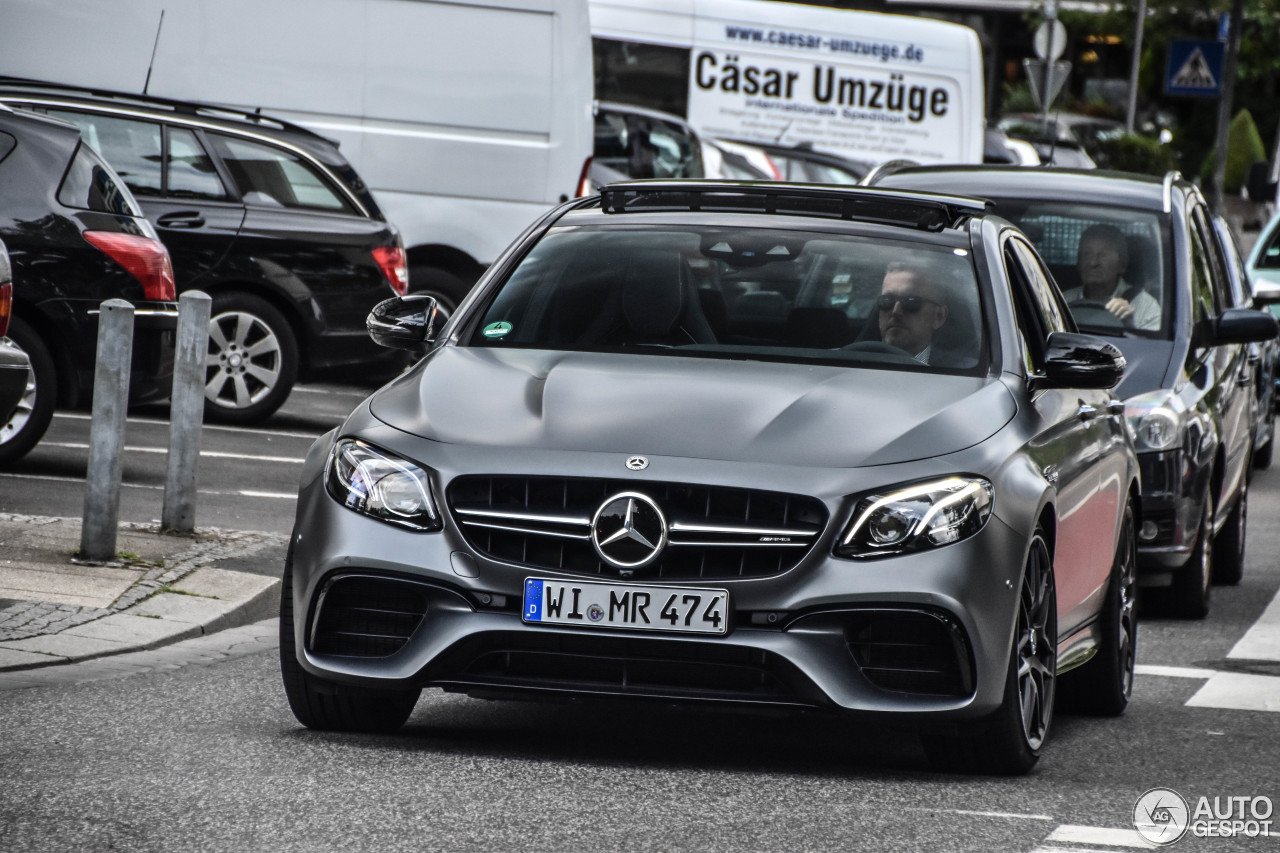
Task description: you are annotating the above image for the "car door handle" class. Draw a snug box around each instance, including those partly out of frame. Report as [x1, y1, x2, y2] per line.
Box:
[156, 211, 205, 229]
[1077, 404, 1098, 421]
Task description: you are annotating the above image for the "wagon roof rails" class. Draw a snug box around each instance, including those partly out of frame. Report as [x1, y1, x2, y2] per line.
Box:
[598, 180, 989, 231]
[0, 76, 326, 141]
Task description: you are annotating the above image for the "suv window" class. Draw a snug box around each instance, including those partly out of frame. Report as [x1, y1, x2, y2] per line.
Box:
[49, 109, 163, 196]
[1009, 238, 1071, 334]
[207, 133, 353, 213]
[167, 127, 228, 200]
[57, 142, 144, 216]
[1190, 205, 1230, 314]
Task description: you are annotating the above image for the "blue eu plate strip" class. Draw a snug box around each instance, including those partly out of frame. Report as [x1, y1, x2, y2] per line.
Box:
[523, 579, 543, 622]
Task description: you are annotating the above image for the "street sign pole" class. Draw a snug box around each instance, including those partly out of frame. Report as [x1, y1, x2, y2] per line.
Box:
[1210, 0, 1244, 214]
[1125, 0, 1147, 134]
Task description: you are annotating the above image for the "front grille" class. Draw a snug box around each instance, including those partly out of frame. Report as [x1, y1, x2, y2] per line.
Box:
[447, 475, 827, 580]
[444, 631, 811, 705]
[310, 575, 430, 658]
[845, 609, 974, 697]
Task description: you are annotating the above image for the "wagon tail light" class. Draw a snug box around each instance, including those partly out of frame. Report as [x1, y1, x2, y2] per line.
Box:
[372, 245, 409, 296]
[0, 281, 10, 338]
[83, 231, 176, 301]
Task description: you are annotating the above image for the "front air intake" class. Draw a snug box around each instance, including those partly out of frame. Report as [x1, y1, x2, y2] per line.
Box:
[309, 575, 430, 658]
[845, 609, 974, 697]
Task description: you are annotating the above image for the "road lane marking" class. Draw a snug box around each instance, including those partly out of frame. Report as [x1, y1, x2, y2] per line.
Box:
[0, 472, 296, 499]
[41, 442, 304, 464]
[292, 386, 369, 397]
[1188, 672, 1280, 712]
[1227, 583, 1280, 662]
[1135, 664, 1220, 679]
[1043, 824, 1151, 848]
[53, 412, 323, 441]
[906, 808, 1052, 821]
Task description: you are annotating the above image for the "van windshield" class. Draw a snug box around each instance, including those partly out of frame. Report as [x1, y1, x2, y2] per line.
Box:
[468, 225, 986, 374]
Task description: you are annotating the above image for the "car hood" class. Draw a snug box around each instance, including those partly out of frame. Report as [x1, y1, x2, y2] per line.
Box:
[1100, 336, 1178, 400]
[368, 348, 1017, 468]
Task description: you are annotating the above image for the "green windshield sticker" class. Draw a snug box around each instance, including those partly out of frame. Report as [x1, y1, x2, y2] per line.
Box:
[482, 321, 513, 338]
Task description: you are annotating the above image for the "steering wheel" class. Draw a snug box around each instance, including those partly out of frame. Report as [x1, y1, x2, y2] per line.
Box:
[842, 340, 920, 362]
[1067, 299, 1127, 329]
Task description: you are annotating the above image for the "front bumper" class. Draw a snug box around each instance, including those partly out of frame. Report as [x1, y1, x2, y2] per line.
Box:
[287, 428, 1027, 723]
[1134, 449, 1209, 576]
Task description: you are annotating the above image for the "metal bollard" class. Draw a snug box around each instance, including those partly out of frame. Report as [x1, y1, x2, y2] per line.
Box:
[80, 299, 134, 561]
[162, 291, 211, 532]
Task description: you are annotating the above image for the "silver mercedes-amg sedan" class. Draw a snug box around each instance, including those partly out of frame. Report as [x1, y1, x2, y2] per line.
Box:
[282, 181, 1141, 775]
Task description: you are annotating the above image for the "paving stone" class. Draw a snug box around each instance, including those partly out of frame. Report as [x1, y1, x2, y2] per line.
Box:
[0, 632, 128, 661]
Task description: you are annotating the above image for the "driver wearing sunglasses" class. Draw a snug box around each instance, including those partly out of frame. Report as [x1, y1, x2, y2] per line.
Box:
[878, 260, 949, 363]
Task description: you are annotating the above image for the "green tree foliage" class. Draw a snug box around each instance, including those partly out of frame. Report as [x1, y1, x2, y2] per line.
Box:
[1199, 108, 1267, 191]
[1097, 134, 1180, 174]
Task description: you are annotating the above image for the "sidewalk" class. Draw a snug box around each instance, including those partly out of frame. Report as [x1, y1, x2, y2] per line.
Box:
[0, 512, 288, 672]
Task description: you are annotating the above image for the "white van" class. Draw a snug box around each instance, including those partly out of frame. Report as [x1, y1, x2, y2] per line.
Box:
[0, 0, 594, 316]
[590, 0, 985, 166]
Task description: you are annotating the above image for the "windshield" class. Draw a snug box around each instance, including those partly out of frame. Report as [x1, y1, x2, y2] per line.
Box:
[468, 225, 987, 374]
[988, 201, 1171, 339]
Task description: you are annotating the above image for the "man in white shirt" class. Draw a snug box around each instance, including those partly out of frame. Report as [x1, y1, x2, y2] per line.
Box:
[1063, 224, 1161, 331]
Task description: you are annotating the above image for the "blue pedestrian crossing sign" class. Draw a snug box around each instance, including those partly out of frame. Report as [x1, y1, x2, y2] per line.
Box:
[1166, 39, 1225, 97]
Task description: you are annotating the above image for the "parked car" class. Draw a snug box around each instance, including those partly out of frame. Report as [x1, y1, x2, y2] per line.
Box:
[1213, 214, 1276, 470]
[717, 139, 873, 184]
[872, 166, 1279, 610]
[997, 113, 1128, 168]
[0, 238, 28, 429]
[0, 78, 407, 423]
[0, 104, 177, 465]
[282, 181, 1142, 775]
[592, 101, 705, 185]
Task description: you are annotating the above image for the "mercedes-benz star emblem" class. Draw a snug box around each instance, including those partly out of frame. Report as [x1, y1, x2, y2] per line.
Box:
[625, 455, 648, 471]
[591, 492, 667, 569]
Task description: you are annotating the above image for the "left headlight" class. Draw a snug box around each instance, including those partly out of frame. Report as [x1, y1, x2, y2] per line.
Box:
[835, 476, 994, 559]
[326, 438, 442, 531]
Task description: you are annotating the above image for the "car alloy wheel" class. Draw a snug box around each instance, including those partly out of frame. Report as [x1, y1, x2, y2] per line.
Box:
[204, 292, 298, 424]
[1171, 495, 1213, 619]
[924, 528, 1056, 774]
[1212, 484, 1247, 586]
[0, 318, 57, 466]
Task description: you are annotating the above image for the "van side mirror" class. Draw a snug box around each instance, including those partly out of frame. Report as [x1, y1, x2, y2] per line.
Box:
[1032, 331, 1127, 390]
[367, 295, 438, 348]
[1208, 307, 1279, 346]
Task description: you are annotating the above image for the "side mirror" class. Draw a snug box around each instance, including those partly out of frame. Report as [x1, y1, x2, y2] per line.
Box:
[1246, 160, 1276, 204]
[1033, 331, 1127, 390]
[1209, 307, 1279, 346]
[367, 294, 438, 349]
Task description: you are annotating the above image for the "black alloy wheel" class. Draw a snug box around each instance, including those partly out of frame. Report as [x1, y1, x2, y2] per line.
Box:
[279, 557, 421, 733]
[1255, 414, 1274, 470]
[1059, 504, 1137, 716]
[924, 528, 1057, 775]
[0, 317, 56, 466]
[1212, 483, 1248, 586]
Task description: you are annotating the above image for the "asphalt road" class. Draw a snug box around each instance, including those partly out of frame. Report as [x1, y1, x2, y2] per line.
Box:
[0, 383, 1278, 851]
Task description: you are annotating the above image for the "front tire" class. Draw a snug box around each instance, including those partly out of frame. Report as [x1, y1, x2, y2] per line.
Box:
[279, 558, 420, 733]
[924, 528, 1056, 775]
[1170, 496, 1213, 619]
[1059, 504, 1136, 716]
[1212, 483, 1247, 586]
[0, 317, 57, 466]
[205, 292, 298, 424]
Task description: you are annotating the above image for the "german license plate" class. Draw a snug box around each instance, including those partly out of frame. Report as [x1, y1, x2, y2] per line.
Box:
[522, 577, 728, 636]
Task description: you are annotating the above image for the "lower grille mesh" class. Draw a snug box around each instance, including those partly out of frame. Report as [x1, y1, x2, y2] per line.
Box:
[845, 609, 974, 697]
[311, 576, 429, 658]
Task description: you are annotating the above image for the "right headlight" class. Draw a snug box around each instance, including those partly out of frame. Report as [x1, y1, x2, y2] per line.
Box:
[834, 476, 994, 559]
[325, 438, 442, 531]
[1124, 389, 1186, 452]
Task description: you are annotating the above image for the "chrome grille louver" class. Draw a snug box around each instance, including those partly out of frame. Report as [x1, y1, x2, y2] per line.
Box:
[447, 476, 827, 580]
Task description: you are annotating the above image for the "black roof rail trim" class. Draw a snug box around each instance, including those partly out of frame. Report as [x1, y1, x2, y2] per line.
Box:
[0, 76, 324, 140]
[599, 180, 989, 231]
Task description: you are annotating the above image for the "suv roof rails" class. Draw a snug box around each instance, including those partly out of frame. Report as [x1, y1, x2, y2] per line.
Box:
[859, 158, 923, 187]
[0, 76, 325, 141]
[598, 180, 988, 231]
